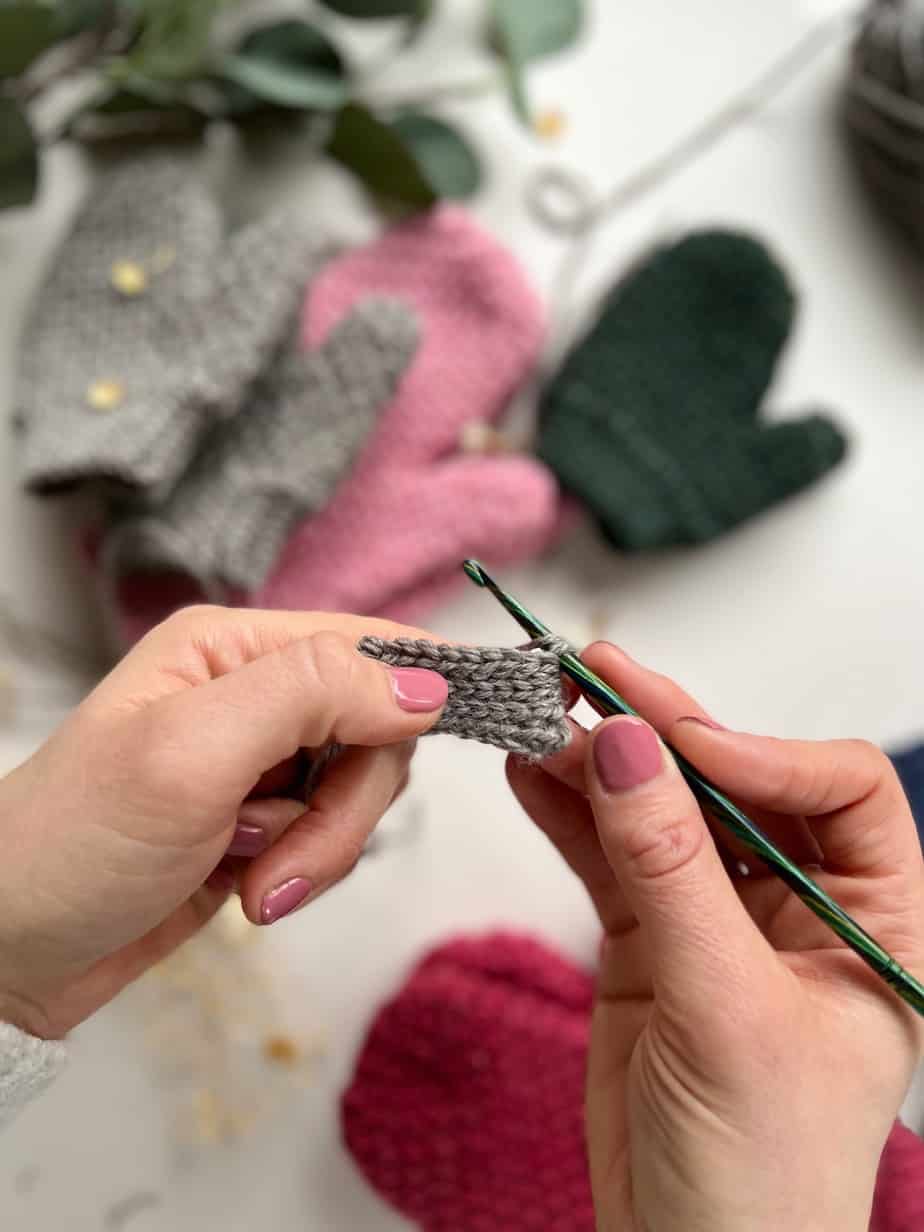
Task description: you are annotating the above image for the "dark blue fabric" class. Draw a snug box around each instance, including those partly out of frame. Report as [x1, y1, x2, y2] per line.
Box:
[890, 743, 924, 845]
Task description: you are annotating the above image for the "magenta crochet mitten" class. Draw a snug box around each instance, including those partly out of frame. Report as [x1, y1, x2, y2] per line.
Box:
[253, 207, 561, 621]
[343, 932, 924, 1232]
[343, 932, 595, 1231]
[872, 1120, 924, 1232]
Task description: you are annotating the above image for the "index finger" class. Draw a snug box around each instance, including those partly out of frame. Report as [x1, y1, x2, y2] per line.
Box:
[560, 641, 820, 869]
[670, 723, 923, 881]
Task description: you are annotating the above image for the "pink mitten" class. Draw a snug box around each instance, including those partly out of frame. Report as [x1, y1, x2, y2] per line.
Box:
[343, 932, 924, 1232]
[253, 207, 561, 621]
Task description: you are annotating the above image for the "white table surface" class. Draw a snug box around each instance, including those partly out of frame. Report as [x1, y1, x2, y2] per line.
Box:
[2, 1, 923, 1227]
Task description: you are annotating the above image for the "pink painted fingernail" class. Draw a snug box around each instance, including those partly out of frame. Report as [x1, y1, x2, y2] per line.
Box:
[387, 667, 448, 713]
[260, 877, 312, 925]
[593, 718, 663, 792]
[677, 715, 726, 731]
[227, 823, 268, 858]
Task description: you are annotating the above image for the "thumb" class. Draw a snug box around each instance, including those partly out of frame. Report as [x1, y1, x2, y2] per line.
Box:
[309, 297, 418, 414]
[744, 414, 848, 507]
[148, 631, 447, 810]
[586, 716, 771, 1011]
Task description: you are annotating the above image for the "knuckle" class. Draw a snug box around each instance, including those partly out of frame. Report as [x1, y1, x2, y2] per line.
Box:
[155, 604, 226, 643]
[839, 738, 907, 816]
[841, 737, 890, 779]
[290, 631, 357, 693]
[617, 806, 706, 884]
[284, 632, 360, 743]
[766, 742, 822, 813]
[334, 833, 366, 879]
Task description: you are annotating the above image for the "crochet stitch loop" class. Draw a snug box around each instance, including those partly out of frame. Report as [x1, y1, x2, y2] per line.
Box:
[358, 636, 570, 759]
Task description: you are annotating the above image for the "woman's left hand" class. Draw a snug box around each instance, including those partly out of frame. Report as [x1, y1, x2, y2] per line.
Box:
[0, 606, 447, 1040]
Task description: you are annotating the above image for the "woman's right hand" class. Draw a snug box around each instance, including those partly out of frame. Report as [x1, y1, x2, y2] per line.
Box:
[508, 641, 924, 1232]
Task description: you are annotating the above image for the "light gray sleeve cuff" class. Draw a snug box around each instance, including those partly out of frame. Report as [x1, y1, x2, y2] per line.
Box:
[0, 1022, 67, 1131]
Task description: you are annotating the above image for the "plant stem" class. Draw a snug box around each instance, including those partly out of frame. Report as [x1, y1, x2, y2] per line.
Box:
[17, 23, 115, 105]
[360, 71, 501, 111]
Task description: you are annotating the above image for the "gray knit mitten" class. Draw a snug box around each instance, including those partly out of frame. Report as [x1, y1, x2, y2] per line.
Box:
[358, 637, 570, 759]
[103, 299, 418, 592]
[17, 154, 326, 497]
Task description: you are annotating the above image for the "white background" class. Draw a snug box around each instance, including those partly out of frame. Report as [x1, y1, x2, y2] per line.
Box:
[1, 0, 923, 1227]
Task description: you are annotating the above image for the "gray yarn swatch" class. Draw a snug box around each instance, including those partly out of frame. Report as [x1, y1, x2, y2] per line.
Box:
[102, 298, 418, 591]
[358, 636, 570, 759]
[17, 153, 327, 497]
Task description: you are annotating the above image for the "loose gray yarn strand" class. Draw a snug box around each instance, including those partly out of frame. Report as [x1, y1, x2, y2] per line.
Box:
[358, 637, 570, 760]
[526, 8, 861, 348]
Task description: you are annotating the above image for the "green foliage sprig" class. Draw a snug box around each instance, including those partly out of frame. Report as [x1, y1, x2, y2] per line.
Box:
[0, 0, 583, 212]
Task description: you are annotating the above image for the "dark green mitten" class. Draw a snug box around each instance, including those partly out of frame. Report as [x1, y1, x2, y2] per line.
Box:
[537, 230, 848, 550]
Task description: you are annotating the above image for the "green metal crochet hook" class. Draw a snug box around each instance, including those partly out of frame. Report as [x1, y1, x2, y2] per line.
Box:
[462, 558, 924, 1020]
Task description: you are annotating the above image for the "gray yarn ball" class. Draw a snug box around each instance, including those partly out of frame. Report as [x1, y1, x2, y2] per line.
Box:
[845, 0, 924, 250]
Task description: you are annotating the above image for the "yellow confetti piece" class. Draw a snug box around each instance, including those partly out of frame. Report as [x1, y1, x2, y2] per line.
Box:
[263, 1034, 300, 1066]
[86, 379, 125, 411]
[534, 107, 567, 141]
[459, 422, 513, 455]
[110, 260, 148, 296]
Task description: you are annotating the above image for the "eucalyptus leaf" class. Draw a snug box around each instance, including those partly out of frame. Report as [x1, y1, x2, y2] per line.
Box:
[490, 0, 582, 61]
[489, 0, 582, 120]
[0, 96, 38, 207]
[222, 20, 346, 110]
[319, 0, 430, 19]
[391, 112, 480, 198]
[328, 102, 435, 209]
[123, 0, 224, 80]
[0, 2, 56, 78]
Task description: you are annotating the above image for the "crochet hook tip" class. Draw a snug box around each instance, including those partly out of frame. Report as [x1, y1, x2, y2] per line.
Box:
[460, 560, 551, 641]
[461, 559, 489, 587]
